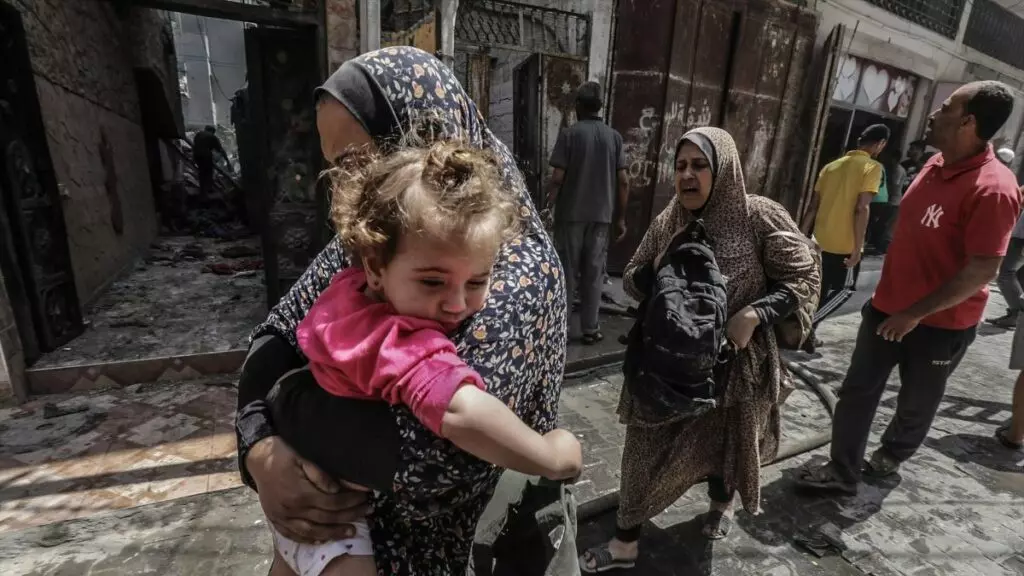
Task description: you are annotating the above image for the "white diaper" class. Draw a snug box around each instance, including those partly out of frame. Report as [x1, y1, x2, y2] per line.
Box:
[271, 520, 373, 576]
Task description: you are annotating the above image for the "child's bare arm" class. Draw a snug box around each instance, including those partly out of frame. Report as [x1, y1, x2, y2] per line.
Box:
[440, 384, 581, 480]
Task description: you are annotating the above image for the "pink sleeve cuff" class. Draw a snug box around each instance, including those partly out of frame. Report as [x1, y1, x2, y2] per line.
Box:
[400, 352, 485, 436]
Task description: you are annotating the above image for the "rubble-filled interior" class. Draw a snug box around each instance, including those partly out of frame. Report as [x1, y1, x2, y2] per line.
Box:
[34, 236, 266, 369]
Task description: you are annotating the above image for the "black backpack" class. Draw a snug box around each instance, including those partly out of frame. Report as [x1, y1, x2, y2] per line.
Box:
[623, 219, 730, 426]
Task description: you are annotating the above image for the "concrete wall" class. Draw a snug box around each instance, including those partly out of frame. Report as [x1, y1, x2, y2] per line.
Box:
[817, 0, 1024, 172]
[488, 50, 531, 149]
[174, 14, 246, 131]
[327, 0, 360, 71]
[586, 0, 614, 92]
[9, 0, 163, 307]
[482, 0, 607, 149]
[131, 8, 185, 134]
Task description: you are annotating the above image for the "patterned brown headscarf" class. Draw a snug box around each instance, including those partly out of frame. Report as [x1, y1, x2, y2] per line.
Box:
[623, 127, 818, 406]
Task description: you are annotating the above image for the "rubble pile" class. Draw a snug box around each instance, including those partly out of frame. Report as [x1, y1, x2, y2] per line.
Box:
[156, 139, 250, 240]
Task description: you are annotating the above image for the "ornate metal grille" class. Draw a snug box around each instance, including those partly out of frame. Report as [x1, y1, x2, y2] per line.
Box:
[964, 0, 1024, 71]
[861, 0, 965, 38]
[382, 1, 590, 57]
[457, 0, 589, 57]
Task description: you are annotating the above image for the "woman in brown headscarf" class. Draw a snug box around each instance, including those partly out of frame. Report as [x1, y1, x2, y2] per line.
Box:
[580, 127, 820, 572]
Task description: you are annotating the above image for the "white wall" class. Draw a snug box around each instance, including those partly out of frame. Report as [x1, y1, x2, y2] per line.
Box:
[817, 0, 1024, 172]
[586, 0, 614, 90]
[173, 14, 246, 131]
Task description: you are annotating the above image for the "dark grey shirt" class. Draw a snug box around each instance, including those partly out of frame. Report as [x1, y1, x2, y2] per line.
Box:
[549, 118, 625, 224]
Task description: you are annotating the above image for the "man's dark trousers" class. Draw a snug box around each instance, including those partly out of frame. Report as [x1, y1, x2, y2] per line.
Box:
[830, 301, 976, 482]
[819, 251, 860, 303]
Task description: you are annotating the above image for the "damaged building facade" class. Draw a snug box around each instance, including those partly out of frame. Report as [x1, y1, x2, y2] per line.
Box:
[4, 0, 1024, 403]
[0, 0, 353, 400]
[0, 0, 182, 400]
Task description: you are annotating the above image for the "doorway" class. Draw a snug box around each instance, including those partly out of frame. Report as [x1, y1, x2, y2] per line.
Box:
[10, 1, 327, 385]
[818, 107, 908, 167]
[0, 2, 84, 364]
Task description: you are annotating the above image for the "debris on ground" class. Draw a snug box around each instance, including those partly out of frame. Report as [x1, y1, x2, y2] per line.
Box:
[203, 259, 263, 276]
[42, 403, 89, 419]
[220, 245, 261, 259]
[33, 236, 267, 369]
[794, 522, 847, 557]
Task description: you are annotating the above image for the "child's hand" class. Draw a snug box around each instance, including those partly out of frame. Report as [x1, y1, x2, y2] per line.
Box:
[543, 429, 583, 481]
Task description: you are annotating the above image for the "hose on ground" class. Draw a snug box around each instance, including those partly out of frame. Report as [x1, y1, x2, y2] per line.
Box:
[576, 359, 838, 522]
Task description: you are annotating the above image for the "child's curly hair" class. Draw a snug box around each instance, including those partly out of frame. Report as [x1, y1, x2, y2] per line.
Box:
[329, 141, 521, 263]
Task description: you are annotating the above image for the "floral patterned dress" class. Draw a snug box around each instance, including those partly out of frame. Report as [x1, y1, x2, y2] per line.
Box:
[240, 47, 567, 575]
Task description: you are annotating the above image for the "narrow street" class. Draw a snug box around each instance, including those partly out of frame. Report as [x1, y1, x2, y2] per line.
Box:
[2, 278, 1023, 575]
[2, 0, 1024, 574]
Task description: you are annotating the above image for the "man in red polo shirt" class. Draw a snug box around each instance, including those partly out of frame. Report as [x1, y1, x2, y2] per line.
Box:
[797, 81, 1020, 495]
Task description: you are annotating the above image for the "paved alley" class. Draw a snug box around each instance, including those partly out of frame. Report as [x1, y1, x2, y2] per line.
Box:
[1, 287, 1023, 575]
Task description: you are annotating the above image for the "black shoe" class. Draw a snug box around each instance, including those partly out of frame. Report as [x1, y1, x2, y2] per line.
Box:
[987, 313, 1019, 329]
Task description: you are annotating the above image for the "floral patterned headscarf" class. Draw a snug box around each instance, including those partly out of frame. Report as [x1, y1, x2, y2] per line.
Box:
[315, 46, 543, 235]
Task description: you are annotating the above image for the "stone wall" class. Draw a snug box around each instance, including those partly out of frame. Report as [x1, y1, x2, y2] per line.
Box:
[130, 8, 184, 134]
[8, 0, 163, 307]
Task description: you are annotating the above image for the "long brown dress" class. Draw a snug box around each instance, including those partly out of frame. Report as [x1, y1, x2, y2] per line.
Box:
[616, 127, 820, 528]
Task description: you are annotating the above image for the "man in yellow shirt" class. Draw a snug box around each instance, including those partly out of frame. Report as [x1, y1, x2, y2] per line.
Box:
[811, 124, 889, 303]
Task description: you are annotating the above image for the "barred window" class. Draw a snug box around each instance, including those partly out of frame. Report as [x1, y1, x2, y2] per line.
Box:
[964, 0, 1024, 70]
[862, 0, 966, 38]
[457, 0, 589, 57]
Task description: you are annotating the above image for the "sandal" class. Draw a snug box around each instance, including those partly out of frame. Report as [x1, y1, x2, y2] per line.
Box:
[580, 544, 636, 573]
[863, 450, 901, 478]
[794, 463, 857, 495]
[996, 425, 1024, 450]
[701, 510, 733, 540]
[582, 332, 605, 346]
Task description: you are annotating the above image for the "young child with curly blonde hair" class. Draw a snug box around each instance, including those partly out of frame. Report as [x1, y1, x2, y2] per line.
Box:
[266, 141, 582, 576]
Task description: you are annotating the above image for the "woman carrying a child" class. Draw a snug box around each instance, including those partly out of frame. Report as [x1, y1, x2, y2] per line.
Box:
[580, 127, 820, 572]
[235, 47, 574, 575]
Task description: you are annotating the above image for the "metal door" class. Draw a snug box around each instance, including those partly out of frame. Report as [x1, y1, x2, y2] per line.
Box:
[539, 54, 586, 203]
[0, 4, 84, 361]
[467, 53, 492, 120]
[514, 53, 587, 210]
[606, 0, 818, 273]
[244, 25, 324, 307]
[796, 24, 847, 229]
[513, 54, 542, 205]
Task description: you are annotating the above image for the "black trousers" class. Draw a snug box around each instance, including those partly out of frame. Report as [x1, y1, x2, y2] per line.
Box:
[267, 368, 400, 492]
[820, 251, 860, 304]
[196, 156, 214, 197]
[830, 301, 976, 482]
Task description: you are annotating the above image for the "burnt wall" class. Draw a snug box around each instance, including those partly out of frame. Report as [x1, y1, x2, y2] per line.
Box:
[8, 0, 168, 306]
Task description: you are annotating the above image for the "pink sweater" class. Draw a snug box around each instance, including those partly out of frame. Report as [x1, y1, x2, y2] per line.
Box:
[296, 268, 485, 436]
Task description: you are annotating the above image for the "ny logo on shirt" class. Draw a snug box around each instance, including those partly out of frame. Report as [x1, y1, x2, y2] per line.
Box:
[921, 204, 944, 229]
